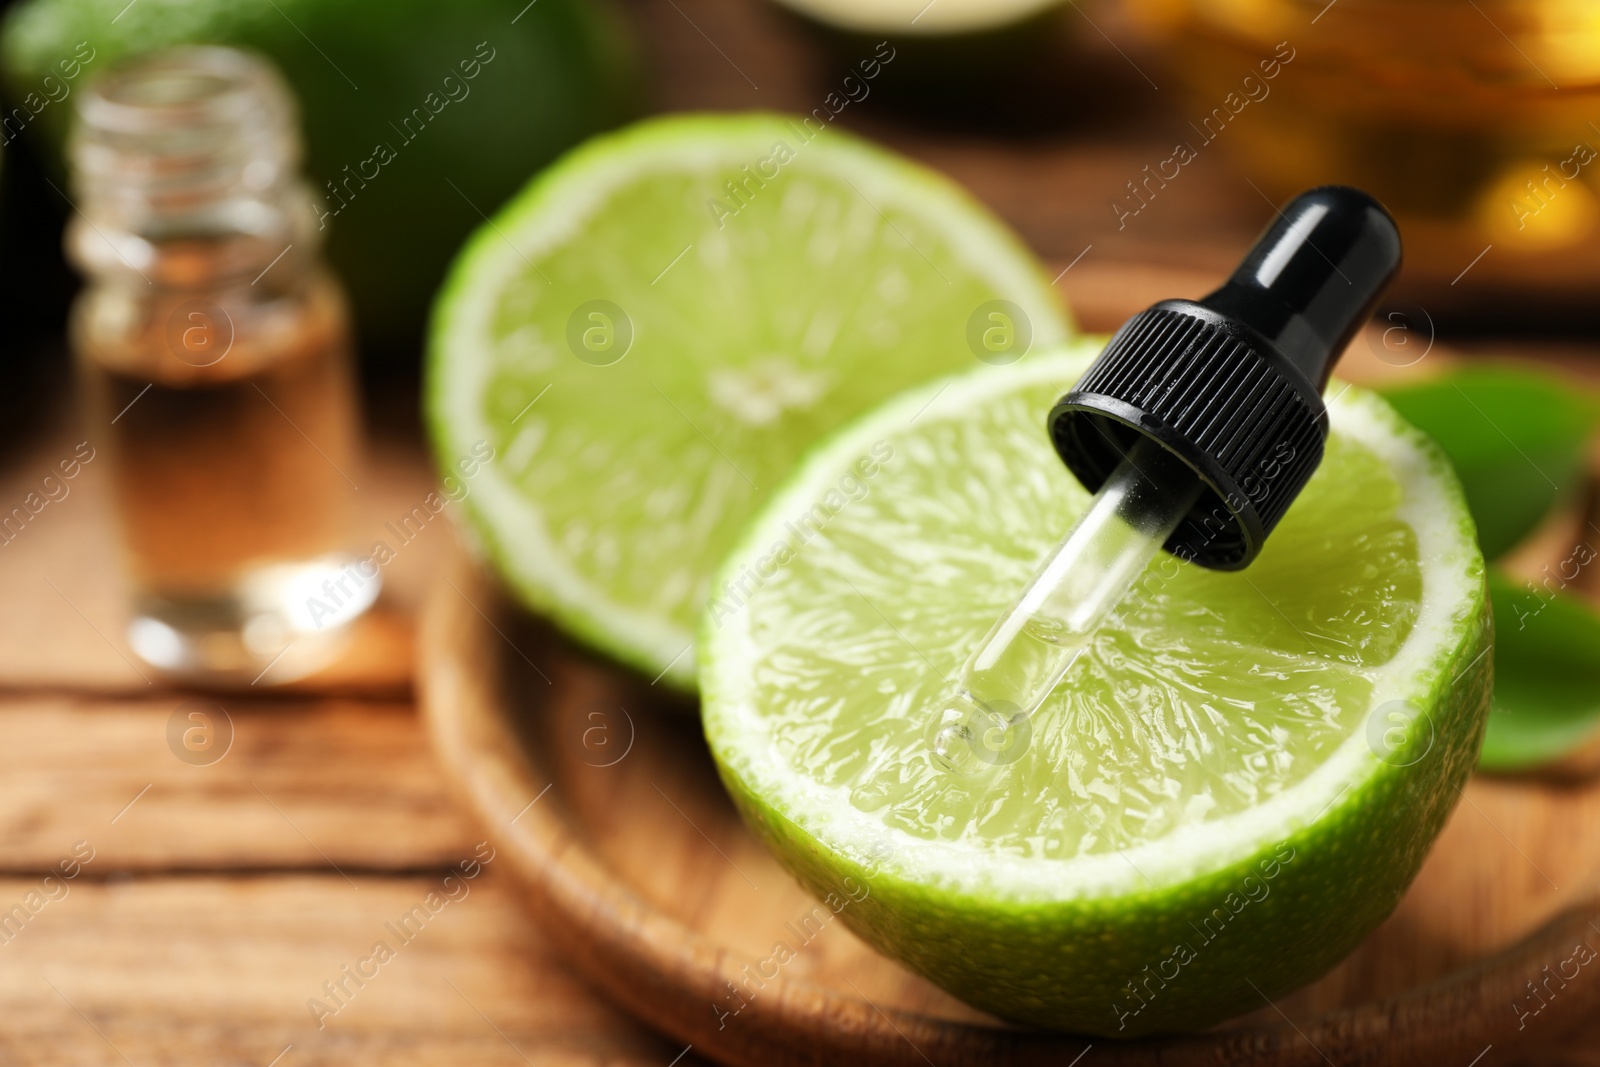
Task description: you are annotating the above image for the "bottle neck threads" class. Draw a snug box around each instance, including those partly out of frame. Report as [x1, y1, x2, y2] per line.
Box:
[67, 46, 319, 288]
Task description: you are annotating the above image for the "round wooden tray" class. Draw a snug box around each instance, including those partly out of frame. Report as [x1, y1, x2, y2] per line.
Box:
[419, 546, 1600, 1065]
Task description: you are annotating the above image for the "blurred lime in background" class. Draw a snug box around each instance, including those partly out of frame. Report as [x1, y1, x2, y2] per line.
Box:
[1, 0, 640, 353]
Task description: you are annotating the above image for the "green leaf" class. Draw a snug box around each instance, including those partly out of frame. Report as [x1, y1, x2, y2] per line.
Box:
[1379, 367, 1598, 560]
[1479, 568, 1600, 772]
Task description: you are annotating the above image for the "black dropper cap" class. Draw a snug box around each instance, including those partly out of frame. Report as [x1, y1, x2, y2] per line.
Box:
[1048, 186, 1402, 570]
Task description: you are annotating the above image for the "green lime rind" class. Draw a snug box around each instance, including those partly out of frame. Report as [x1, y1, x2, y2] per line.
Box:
[426, 112, 1070, 689]
[701, 348, 1491, 1035]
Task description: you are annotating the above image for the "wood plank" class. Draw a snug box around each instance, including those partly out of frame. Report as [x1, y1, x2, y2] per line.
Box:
[0, 695, 475, 872]
[0, 873, 706, 1067]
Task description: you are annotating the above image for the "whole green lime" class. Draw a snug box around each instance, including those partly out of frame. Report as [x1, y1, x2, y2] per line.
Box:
[701, 347, 1493, 1036]
[0, 0, 638, 351]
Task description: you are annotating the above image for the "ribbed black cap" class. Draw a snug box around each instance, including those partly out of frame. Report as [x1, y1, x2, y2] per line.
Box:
[1048, 186, 1402, 570]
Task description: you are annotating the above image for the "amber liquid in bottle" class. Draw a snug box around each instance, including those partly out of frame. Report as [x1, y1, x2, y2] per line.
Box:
[68, 47, 377, 681]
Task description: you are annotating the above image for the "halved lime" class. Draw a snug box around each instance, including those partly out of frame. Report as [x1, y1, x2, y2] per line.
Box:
[426, 113, 1069, 687]
[702, 344, 1491, 1036]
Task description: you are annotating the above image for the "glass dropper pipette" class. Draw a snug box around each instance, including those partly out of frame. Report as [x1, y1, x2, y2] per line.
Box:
[930, 186, 1404, 775]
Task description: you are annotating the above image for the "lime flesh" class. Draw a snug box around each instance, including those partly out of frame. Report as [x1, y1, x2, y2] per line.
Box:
[702, 345, 1491, 1036]
[427, 113, 1069, 687]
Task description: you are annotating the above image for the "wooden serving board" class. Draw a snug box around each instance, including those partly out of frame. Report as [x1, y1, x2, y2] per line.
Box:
[419, 544, 1600, 1067]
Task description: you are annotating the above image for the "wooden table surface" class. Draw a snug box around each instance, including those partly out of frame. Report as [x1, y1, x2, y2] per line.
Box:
[4, 0, 1600, 1064]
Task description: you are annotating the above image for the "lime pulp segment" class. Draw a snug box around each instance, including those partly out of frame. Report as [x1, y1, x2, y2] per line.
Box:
[426, 113, 1069, 687]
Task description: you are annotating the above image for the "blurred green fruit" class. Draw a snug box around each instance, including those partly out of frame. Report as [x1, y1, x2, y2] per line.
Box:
[1, 0, 639, 353]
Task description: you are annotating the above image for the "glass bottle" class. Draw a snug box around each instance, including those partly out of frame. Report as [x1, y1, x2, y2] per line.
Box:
[66, 46, 377, 683]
